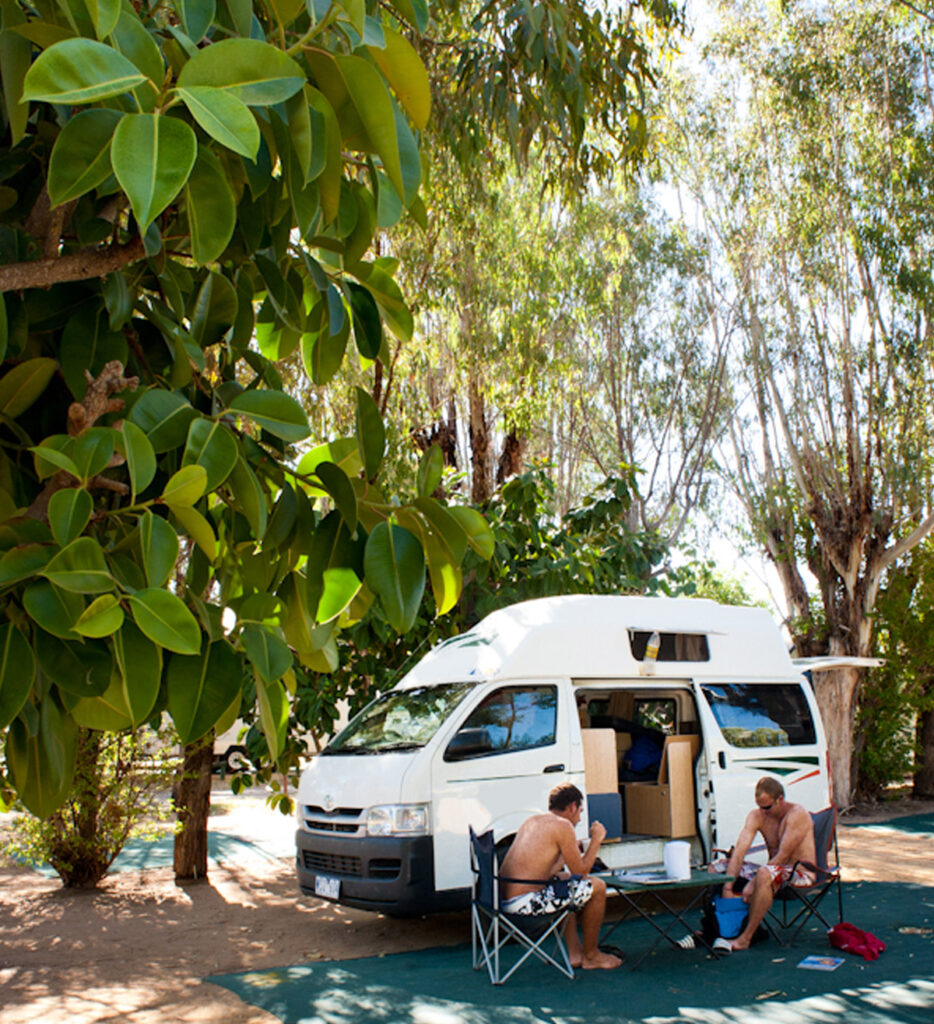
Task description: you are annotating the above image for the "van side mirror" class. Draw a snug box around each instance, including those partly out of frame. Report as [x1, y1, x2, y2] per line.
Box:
[444, 727, 494, 761]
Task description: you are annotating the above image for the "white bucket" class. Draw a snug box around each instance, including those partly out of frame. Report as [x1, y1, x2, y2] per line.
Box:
[663, 840, 691, 880]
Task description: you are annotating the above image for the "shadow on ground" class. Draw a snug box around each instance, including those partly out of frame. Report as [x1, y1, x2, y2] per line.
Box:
[210, 880, 934, 1024]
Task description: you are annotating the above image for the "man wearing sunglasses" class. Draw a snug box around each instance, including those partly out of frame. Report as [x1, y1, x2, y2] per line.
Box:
[719, 777, 817, 951]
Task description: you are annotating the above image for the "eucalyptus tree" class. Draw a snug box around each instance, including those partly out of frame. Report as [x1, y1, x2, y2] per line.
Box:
[669, 0, 934, 804]
[0, 0, 495, 879]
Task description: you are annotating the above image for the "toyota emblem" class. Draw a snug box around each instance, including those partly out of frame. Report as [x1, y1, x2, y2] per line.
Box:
[323, 794, 336, 812]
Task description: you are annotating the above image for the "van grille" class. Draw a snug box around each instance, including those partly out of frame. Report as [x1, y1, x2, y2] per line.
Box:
[302, 805, 363, 834]
[302, 850, 362, 877]
[369, 859, 401, 879]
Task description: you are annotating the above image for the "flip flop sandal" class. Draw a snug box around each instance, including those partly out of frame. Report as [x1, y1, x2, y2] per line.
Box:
[598, 944, 626, 962]
[676, 934, 697, 950]
[712, 937, 733, 953]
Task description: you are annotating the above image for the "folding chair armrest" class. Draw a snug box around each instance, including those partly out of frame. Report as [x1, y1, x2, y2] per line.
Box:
[791, 858, 838, 883]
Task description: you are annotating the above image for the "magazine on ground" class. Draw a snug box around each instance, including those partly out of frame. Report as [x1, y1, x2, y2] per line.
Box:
[797, 955, 845, 971]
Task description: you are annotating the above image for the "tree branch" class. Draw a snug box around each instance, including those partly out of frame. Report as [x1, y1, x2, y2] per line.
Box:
[0, 239, 145, 292]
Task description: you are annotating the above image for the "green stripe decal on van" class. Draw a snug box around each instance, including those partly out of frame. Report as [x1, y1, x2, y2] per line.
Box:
[732, 755, 820, 765]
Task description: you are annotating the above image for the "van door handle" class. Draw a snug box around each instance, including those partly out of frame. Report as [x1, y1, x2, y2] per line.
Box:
[543, 763, 565, 773]
[718, 752, 726, 769]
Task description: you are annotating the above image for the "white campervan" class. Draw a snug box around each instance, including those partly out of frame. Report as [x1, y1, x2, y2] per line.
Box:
[295, 596, 831, 915]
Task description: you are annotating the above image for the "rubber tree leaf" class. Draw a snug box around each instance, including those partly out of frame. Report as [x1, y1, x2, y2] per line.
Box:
[128, 388, 197, 452]
[23, 580, 83, 638]
[110, 4, 164, 85]
[447, 506, 495, 560]
[316, 460, 357, 534]
[306, 87, 342, 222]
[102, 269, 133, 331]
[240, 623, 292, 684]
[161, 464, 207, 507]
[363, 521, 425, 632]
[0, 544, 52, 588]
[228, 389, 310, 442]
[47, 108, 123, 207]
[30, 442, 79, 481]
[177, 0, 215, 42]
[316, 566, 361, 624]
[355, 386, 384, 480]
[171, 505, 217, 562]
[0, 6, 32, 145]
[421, 525, 462, 615]
[117, 420, 157, 501]
[128, 588, 202, 654]
[334, 54, 403, 199]
[48, 487, 92, 547]
[176, 38, 305, 106]
[34, 630, 112, 696]
[73, 593, 125, 638]
[21, 37, 147, 104]
[0, 623, 35, 729]
[263, 482, 297, 550]
[177, 85, 259, 159]
[366, 25, 430, 130]
[167, 637, 242, 744]
[41, 536, 114, 593]
[227, 455, 267, 537]
[0, 358, 58, 419]
[138, 510, 180, 588]
[70, 427, 116, 483]
[415, 497, 468, 562]
[184, 147, 237, 264]
[111, 113, 197, 232]
[256, 675, 288, 762]
[85, 0, 120, 39]
[182, 418, 238, 491]
[7, 696, 77, 819]
[416, 445, 443, 499]
[73, 623, 161, 729]
[346, 281, 382, 359]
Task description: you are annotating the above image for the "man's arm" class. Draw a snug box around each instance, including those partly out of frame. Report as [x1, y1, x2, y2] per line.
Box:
[722, 812, 760, 895]
[557, 819, 605, 876]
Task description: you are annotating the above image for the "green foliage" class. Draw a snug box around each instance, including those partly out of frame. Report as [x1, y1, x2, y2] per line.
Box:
[0, 0, 489, 819]
[5, 724, 177, 887]
[294, 466, 670, 736]
[857, 541, 934, 798]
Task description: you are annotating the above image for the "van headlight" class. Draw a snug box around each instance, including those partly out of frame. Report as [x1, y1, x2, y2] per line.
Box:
[365, 804, 430, 837]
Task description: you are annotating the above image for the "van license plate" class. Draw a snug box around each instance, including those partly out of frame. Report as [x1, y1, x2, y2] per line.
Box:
[315, 874, 340, 900]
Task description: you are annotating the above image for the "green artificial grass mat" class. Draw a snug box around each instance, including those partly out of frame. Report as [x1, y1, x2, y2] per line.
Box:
[846, 813, 934, 839]
[209, 880, 934, 1024]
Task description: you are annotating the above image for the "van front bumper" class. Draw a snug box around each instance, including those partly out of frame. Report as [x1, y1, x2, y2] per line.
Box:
[295, 828, 468, 916]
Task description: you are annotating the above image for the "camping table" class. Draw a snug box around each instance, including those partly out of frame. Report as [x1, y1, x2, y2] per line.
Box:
[598, 869, 734, 969]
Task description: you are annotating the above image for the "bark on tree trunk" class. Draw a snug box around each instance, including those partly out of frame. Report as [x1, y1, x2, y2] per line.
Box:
[173, 735, 214, 883]
[812, 665, 861, 809]
[914, 697, 934, 799]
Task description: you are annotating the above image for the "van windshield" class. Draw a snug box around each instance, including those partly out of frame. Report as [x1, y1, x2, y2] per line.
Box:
[323, 683, 473, 754]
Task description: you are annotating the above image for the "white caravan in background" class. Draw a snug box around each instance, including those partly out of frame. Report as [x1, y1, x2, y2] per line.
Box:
[295, 595, 832, 915]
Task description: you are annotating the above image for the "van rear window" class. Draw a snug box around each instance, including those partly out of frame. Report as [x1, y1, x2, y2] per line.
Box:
[700, 683, 816, 747]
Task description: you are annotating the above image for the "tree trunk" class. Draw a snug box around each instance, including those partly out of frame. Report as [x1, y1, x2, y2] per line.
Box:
[812, 665, 861, 809]
[173, 735, 214, 883]
[914, 697, 934, 799]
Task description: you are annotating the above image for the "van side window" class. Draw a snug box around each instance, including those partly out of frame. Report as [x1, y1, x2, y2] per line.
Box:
[629, 631, 710, 661]
[700, 684, 817, 747]
[444, 686, 557, 761]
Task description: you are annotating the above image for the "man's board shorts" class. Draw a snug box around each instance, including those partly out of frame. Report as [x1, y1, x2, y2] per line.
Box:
[738, 861, 815, 892]
[501, 876, 594, 916]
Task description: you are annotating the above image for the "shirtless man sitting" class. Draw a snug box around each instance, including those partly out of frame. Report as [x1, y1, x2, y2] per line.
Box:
[722, 776, 817, 951]
[499, 782, 622, 970]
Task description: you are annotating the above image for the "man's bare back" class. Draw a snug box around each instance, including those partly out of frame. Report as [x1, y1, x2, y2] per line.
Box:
[500, 813, 578, 899]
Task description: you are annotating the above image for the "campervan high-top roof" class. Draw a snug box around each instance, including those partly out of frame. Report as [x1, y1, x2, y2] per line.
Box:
[397, 595, 795, 688]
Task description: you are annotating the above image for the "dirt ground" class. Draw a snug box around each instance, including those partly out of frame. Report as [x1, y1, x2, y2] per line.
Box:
[1, 794, 933, 1024]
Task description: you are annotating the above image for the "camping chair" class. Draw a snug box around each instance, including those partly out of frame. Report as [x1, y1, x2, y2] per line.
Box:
[469, 826, 575, 984]
[766, 806, 844, 945]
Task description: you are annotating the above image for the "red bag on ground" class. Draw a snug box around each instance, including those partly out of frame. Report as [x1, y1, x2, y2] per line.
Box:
[828, 921, 886, 960]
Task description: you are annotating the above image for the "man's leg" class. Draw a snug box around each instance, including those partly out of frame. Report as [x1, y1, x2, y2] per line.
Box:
[568, 877, 622, 969]
[730, 866, 774, 951]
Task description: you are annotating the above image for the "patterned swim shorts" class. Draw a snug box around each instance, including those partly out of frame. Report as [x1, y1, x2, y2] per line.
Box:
[501, 876, 594, 916]
[738, 861, 814, 892]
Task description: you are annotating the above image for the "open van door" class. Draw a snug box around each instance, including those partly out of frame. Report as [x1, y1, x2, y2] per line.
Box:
[692, 678, 831, 852]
